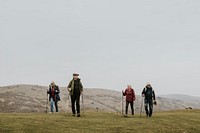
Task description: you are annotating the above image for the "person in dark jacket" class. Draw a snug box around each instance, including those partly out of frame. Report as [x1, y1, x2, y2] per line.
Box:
[142, 83, 156, 117]
[67, 73, 83, 117]
[122, 85, 136, 117]
[47, 81, 60, 113]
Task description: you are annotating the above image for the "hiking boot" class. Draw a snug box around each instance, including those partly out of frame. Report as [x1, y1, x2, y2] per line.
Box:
[124, 114, 127, 117]
[77, 114, 80, 117]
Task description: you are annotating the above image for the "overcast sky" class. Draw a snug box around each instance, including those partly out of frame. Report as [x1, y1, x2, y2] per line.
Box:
[1, 0, 200, 96]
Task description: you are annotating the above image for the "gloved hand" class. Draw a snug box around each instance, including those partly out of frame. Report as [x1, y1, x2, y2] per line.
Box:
[68, 88, 72, 91]
[153, 100, 157, 105]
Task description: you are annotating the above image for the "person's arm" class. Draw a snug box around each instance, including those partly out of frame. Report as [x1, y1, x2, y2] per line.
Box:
[142, 88, 146, 97]
[47, 86, 50, 94]
[152, 89, 156, 100]
[79, 80, 83, 93]
[55, 86, 60, 94]
[133, 89, 136, 101]
[123, 89, 126, 96]
[67, 80, 73, 91]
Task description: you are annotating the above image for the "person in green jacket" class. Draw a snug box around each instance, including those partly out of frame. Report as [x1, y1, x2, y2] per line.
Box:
[67, 73, 83, 117]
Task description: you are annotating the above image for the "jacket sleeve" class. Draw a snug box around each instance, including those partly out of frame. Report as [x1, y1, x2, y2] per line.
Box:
[56, 86, 60, 93]
[47, 87, 50, 94]
[79, 80, 83, 92]
[123, 89, 126, 96]
[142, 88, 146, 95]
[152, 89, 156, 100]
[133, 89, 136, 101]
[68, 80, 72, 88]
[67, 80, 73, 92]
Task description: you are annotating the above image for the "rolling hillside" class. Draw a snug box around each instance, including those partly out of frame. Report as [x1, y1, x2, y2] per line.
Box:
[160, 94, 200, 108]
[0, 85, 198, 113]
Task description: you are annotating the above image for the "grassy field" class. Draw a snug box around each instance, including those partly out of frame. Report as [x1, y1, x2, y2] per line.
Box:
[0, 110, 200, 133]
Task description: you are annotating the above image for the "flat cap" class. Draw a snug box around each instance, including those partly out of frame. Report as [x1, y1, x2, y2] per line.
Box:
[73, 73, 79, 76]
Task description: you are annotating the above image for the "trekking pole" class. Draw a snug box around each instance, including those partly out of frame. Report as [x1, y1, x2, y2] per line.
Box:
[82, 93, 85, 116]
[122, 90, 124, 116]
[140, 96, 144, 117]
[65, 93, 70, 116]
[46, 89, 48, 114]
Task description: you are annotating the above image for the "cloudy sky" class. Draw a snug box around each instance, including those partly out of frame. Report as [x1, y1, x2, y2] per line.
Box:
[1, 0, 200, 96]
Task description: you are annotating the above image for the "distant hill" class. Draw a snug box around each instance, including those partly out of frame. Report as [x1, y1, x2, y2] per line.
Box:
[0, 85, 199, 113]
[160, 94, 200, 108]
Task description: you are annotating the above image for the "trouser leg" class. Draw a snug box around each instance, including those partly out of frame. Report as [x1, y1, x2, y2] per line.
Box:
[125, 101, 129, 115]
[71, 95, 76, 114]
[75, 94, 80, 114]
[149, 100, 153, 117]
[130, 101, 134, 115]
[144, 100, 149, 115]
[50, 98, 54, 112]
[55, 101, 58, 112]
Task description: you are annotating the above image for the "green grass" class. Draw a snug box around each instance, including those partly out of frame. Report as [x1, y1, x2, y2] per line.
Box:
[0, 110, 200, 133]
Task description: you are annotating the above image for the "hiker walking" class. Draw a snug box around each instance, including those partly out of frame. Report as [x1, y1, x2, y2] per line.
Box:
[122, 85, 136, 117]
[67, 73, 83, 117]
[142, 83, 156, 117]
[47, 81, 60, 113]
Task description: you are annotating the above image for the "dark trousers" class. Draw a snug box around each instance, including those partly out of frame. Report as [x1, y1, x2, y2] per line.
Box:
[71, 94, 80, 114]
[125, 101, 134, 115]
[145, 100, 153, 116]
[55, 101, 58, 112]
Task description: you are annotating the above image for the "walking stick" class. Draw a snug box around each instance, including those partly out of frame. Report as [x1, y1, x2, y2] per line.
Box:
[46, 89, 48, 114]
[140, 96, 144, 117]
[65, 93, 70, 116]
[82, 93, 85, 116]
[122, 90, 124, 116]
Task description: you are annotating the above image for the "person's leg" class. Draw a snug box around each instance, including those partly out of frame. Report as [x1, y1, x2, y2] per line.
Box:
[144, 100, 149, 116]
[126, 101, 129, 115]
[50, 98, 54, 112]
[71, 95, 76, 115]
[130, 101, 134, 115]
[149, 100, 153, 117]
[125, 101, 129, 116]
[76, 94, 80, 116]
[55, 101, 58, 112]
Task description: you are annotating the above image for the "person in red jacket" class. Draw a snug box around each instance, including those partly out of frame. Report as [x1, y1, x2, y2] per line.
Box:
[123, 85, 136, 117]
